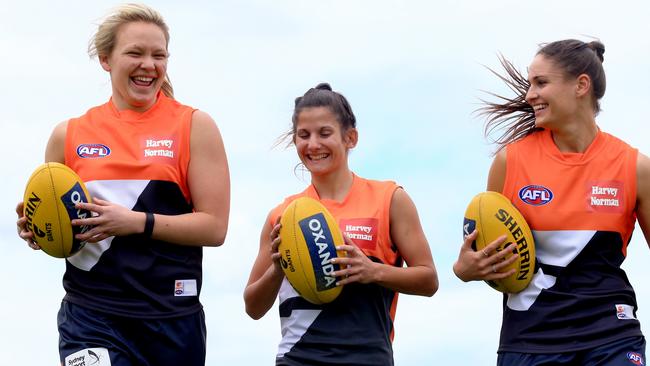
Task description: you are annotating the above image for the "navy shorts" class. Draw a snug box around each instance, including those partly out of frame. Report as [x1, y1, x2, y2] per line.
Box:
[58, 301, 206, 366]
[497, 336, 646, 366]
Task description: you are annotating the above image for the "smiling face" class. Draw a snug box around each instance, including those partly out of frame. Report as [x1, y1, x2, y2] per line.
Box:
[525, 54, 581, 129]
[99, 21, 168, 112]
[293, 107, 357, 177]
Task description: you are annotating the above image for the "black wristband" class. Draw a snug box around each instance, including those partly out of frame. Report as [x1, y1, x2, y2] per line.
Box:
[143, 212, 155, 238]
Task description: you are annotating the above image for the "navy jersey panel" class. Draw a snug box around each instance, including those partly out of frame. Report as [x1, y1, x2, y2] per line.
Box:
[499, 230, 642, 353]
[63, 180, 203, 318]
[277, 281, 395, 366]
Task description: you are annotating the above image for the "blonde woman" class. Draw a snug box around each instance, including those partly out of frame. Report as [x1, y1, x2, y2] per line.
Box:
[15, 4, 229, 365]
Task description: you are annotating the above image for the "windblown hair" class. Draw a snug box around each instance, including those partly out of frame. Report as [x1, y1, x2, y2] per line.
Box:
[479, 39, 606, 151]
[89, 3, 174, 98]
[479, 54, 537, 148]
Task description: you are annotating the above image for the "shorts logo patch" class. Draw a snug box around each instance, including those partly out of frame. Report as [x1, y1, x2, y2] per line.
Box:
[627, 352, 645, 365]
[64, 347, 111, 366]
[77, 144, 111, 158]
[174, 279, 198, 296]
[616, 304, 637, 320]
[518, 185, 553, 206]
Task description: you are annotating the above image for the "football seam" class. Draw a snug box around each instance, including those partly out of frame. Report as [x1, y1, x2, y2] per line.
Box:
[48, 164, 67, 257]
[297, 201, 321, 304]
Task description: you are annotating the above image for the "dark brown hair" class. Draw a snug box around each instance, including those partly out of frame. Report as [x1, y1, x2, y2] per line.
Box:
[479, 39, 605, 150]
[277, 83, 356, 147]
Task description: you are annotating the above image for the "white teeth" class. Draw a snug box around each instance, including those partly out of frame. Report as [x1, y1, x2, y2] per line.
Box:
[309, 153, 328, 160]
[533, 104, 548, 111]
[134, 76, 154, 82]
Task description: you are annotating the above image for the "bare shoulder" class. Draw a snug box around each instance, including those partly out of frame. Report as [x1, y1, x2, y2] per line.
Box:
[487, 148, 507, 192]
[191, 110, 218, 131]
[638, 152, 650, 198]
[50, 120, 69, 142]
[45, 120, 69, 163]
[190, 110, 225, 150]
[389, 188, 422, 230]
[390, 187, 415, 213]
[638, 152, 650, 180]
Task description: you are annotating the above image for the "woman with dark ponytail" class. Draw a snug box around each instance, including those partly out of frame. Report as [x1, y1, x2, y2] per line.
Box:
[454, 39, 649, 365]
[244, 83, 439, 365]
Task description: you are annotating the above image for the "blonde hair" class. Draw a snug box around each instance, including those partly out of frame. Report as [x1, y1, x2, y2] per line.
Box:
[89, 3, 174, 98]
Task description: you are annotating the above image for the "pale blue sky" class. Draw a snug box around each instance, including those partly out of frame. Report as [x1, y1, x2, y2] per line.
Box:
[2, 1, 649, 365]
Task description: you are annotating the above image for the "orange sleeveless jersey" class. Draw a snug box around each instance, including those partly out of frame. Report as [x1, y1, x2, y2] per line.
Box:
[65, 93, 194, 201]
[62, 94, 203, 318]
[270, 175, 399, 267]
[271, 174, 401, 366]
[503, 129, 637, 251]
[499, 129, 642, 353]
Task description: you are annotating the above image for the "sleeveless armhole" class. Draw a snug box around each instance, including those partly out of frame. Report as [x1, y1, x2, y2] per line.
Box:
[383, 182, 400, 255]
[628, 147, 639, 214]
[269, 204, 285, 229]
[63, 118, 77, 167]
[503, 143, 518, 199]
[622, 146, 639, 251]
[178, 108, 195, 203]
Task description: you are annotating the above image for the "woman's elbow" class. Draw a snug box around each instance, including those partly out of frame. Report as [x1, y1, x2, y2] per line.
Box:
[204, 221, 228, 247]
[245, 306, 265, 320]
[423, 268, 439, 297]
[243, 292, 267, 320]
[428, 276, 439, 297]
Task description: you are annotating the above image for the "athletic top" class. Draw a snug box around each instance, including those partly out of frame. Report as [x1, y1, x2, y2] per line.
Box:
[271, 174, 401, 366]
[62, 93, 204, 318]
[499, 129, 642, 353]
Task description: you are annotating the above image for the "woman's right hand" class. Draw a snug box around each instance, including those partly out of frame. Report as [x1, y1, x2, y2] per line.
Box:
[453, 229, 518, 282]
[15, 201, 40, 250]
[268, 217, 284, 275]
[244, 214, 286, 319]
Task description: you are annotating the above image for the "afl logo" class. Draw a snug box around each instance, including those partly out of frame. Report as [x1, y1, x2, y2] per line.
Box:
[627, 352, 644, 365]
[77, 144, 111, 158]
[519, 185, 553, 206]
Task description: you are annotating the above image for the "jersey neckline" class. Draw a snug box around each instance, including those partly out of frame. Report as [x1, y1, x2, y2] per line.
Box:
[306, 172, 359, 206]
[541, 128, 607, 166]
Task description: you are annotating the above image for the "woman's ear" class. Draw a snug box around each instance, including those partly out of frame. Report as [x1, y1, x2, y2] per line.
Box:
[99, 54, 111, 72]
[345, 128, 358, 149]
[576, 73, 591, 98]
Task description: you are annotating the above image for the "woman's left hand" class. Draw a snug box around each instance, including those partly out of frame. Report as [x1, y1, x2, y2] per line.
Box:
[71, 198, 144, 243]
[331, 235, 380, 286]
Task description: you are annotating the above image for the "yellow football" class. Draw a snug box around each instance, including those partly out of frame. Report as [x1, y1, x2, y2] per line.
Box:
[23, 162, 92, 258]
[279, 197, 346, 304]
[463, 191, 536, 293]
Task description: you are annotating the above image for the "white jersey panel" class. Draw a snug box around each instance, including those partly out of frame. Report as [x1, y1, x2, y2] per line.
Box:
[67, 180, 150, 271]
[506, 230, 596, 311]
[277, 279, 321, 357]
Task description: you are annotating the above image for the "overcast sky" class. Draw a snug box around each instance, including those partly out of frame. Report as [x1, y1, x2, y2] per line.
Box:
[1, 1, 649, 364]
